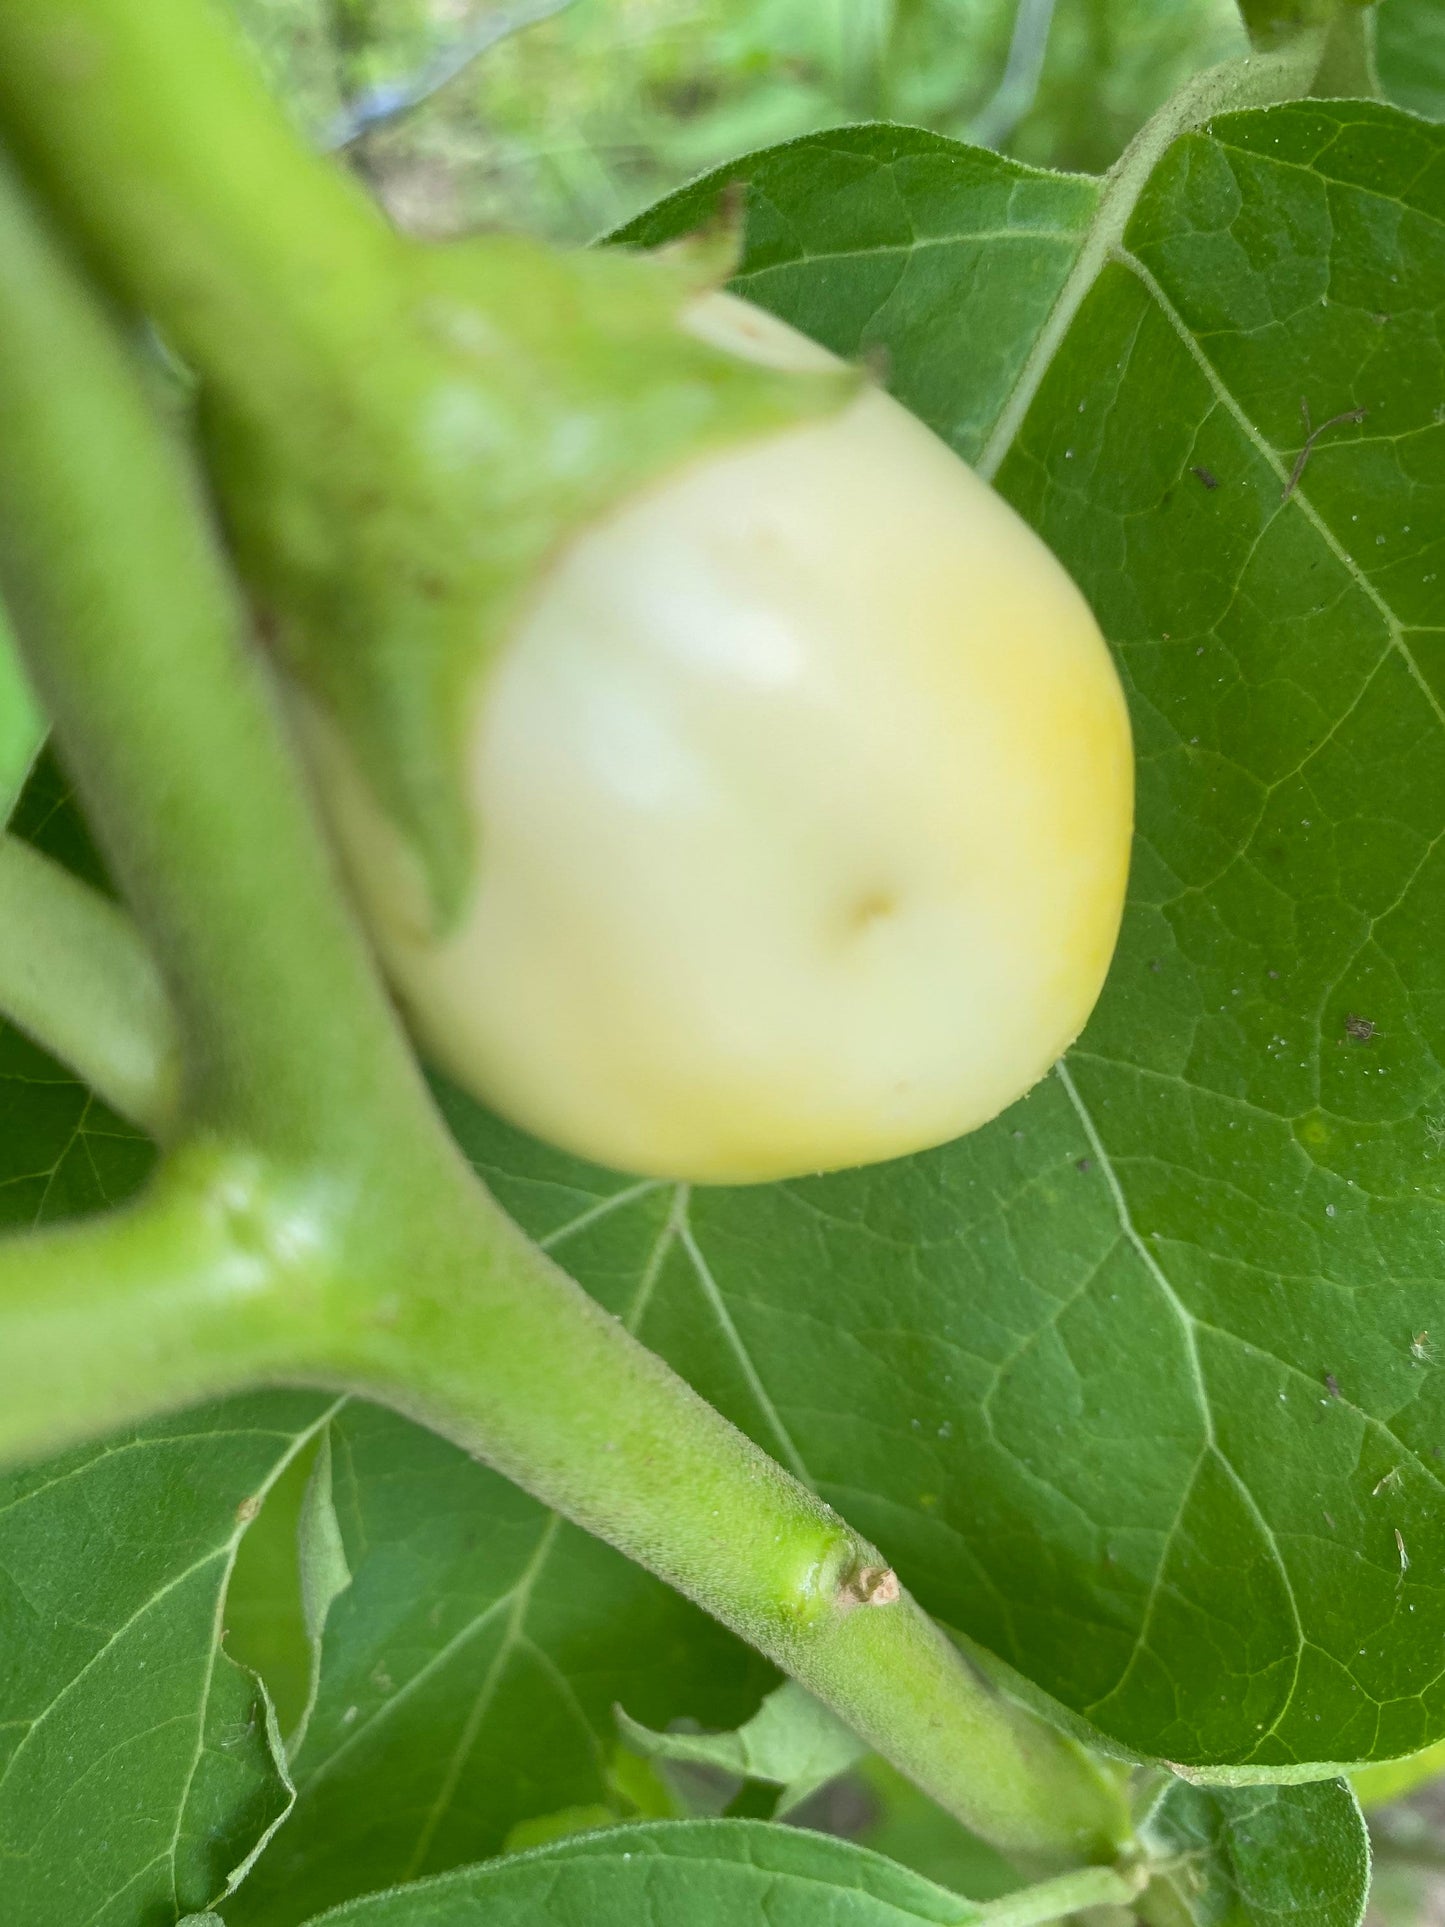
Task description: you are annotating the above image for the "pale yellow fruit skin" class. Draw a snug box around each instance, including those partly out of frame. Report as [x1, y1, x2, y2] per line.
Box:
[305, 295, 1134, 1184]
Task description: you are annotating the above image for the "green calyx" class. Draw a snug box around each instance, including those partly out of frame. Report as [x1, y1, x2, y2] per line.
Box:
[210, 234, 857, 930]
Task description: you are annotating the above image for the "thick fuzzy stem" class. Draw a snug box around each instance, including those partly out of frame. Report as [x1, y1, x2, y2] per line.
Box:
[0, 0, 398, 421]
[323, 1167, 1129, 1864]
[0, 152, 428, 1159]
[0, 1150, 333, 1459]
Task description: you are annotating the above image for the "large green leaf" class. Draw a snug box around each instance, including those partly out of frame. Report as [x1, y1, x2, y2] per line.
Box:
[287, 1820, 982, 1926]
[222, 1398, 769, 1927]
[567, 94, 1445, 1775]
[1141, 1778, 1370, 1927]
[281, 1797, 1371, 1927]
[0, 1392, 335, 1925]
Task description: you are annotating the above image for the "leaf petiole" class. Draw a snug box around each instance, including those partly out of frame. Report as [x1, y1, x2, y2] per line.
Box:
[967, 1860, 1148, 1927]
[0, 831, 179, 1135]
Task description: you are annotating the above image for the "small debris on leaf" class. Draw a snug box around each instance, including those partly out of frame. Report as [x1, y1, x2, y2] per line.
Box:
[1282, 398, 1367, 503]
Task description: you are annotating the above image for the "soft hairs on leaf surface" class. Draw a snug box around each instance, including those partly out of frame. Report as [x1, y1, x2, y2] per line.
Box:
[1144, 1778, 1370, 1927]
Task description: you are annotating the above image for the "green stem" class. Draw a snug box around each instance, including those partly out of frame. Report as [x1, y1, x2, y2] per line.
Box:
[973, 1864, 1146, 1927]
[0, 1148, 331, 1460]
[0, 0, 398, 420]
[1350, 1735, 1445, 1811]
[1312, 6, 1381, 96]
[0, 1121, 1129, 1863]
[285, 1151, 1132, 1864]
[0, 833, 179, 1134]
[0, 599, 42, 819]
[1234, 0, 1382, 100]
[0, 151, 429, 1159]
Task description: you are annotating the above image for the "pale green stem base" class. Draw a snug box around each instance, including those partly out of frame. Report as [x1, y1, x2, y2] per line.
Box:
[0, 1148, 332, 1451]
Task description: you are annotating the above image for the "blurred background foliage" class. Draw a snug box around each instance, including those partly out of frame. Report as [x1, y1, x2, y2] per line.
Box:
[233, 0, 1251, 241]
[231, 0, 1442, 244]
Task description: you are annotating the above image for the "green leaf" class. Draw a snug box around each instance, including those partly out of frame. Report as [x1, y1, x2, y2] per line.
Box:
[226, 1437, 325, 1745]
[285, 1820, 985, 1926]
[615, 124, 1103, 473]
[506, 92, 1445, 1776]
[1141, 1777, 1370, 1927]
[223, 1399, 770, 1927]
[0, 1393, 337, 1925]
[1377, 0, 1445, 120]
[617, 1679, 867, 1817]
[289, 1428, 352, 1756]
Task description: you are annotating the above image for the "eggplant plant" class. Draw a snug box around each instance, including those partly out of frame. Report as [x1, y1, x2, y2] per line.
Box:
[0, 1, 1439, 1924]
